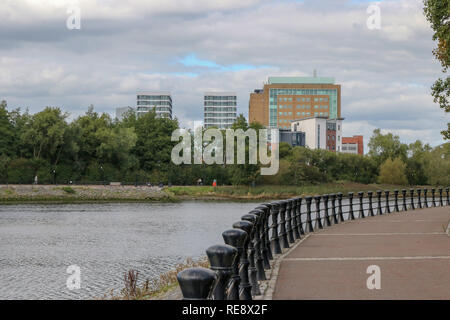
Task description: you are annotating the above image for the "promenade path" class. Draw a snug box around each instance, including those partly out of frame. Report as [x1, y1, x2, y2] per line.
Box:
[272, 206, 450, 299]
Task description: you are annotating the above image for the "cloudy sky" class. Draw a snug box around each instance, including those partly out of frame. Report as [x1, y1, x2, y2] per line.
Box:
[0, 0, 448, 151]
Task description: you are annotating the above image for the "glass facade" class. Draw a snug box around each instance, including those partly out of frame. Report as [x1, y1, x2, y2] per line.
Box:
[136, 93, 172, 119]
[204, 94, 237, 129]
[269, 88, 338, 127]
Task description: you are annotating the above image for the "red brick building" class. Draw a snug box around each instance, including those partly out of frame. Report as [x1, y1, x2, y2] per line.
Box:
[342, 135, 363, 155]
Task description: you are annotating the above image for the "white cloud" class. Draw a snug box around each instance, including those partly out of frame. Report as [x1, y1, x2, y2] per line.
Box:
[0, 0, 447, 149]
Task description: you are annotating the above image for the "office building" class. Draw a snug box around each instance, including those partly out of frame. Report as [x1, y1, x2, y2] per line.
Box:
[136, 92, 172, 119]
[249, 76, 341, 129]
[204, 92, 237, 129]
[279, 129, 305, 147]
[342, 135, 364, 155]
[291, 117, 343, 152]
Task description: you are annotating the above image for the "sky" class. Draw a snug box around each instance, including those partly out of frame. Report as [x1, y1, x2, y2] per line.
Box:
[0, 0, 448, 152]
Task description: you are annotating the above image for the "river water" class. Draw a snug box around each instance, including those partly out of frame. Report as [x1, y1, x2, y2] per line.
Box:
[0, 201, 262, 300]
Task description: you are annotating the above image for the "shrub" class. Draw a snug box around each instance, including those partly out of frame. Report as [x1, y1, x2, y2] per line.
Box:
[378, 158, 408, 185]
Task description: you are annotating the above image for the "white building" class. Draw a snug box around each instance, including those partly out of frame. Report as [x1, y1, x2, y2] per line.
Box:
[136, 91, 172, 119]
[290, 117, 343, 152]
[204, 92, 237, 129]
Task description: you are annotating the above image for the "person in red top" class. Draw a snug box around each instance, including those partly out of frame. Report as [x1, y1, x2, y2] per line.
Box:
[212, 179, 217, 187]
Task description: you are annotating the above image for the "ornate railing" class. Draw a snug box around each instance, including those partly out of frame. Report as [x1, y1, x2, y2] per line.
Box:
[176, 187, 450, 300]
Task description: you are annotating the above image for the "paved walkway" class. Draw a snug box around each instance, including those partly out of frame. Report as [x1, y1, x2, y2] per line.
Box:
[272, 206, 450, 299]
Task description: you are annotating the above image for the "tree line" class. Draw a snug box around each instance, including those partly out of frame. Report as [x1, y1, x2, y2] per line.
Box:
[0, 101, 448, 186]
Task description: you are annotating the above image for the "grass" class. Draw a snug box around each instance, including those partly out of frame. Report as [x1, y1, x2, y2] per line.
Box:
[61, 186, 76, 194]
[100, 257, 209, 300]
[166, 182, 414, 200]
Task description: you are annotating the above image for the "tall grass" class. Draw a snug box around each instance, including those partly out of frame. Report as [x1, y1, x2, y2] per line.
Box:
[101, 257, 209, 300]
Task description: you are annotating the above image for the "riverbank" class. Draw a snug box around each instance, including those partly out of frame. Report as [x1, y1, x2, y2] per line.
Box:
[0, 184, 174, 203]
[166, 182, 417, 200]
[0, 182, 422, 204]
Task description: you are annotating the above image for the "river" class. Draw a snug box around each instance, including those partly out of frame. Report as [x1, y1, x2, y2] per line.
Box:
[0, 201, 262, 300]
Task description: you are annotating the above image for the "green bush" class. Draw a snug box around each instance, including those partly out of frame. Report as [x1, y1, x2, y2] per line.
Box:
[378, 158, 408, 185]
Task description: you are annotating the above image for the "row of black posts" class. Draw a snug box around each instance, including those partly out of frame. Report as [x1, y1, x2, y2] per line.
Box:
[176, 187, 449, 300]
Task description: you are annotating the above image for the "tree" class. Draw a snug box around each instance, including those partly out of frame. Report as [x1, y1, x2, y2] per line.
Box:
[21, 107, 68, 165]
[0, 100, 15, 157]
[378, 158, 408, 185]
[227, 114, 261, 185]
[424, 0, 449, 138]
[424, 142, 450, 186]
[405, 140, 432, 185]
[368, 129, 408, 167]
[133, 110, 179, 175]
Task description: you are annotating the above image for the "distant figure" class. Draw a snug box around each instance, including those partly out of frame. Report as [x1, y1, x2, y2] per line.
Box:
[197, 178, 203, 186]
[212, 179, 217, 187]
[34, 175, 38, 185]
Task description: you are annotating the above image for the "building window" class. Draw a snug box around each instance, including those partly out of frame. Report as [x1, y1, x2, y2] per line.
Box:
[318, 124, 320, 149]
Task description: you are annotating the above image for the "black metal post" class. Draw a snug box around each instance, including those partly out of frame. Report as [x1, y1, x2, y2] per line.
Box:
[248, 210, 266, 282]
[330, 194, 338, 224]
[394, 190, 400, 212]
[417, 189, 422, 209]
[222, 228, 247, 300]
[439, 188, 443, 206]
[177, 267, 217, 300]
[255, 205, 271, 268]
[241, 214, 259, 296]
[348, 192, 355, 220]
[402, 189, 407, 211]
[285, 200, 295, 244]
[269, 202, 282, 254]
[431, 188, 436, 207]
[337, 192, 344, 222]
[314, 195, 324, 229]
[424, 188, 428, 208]
[385, 190, 391, 213]
[410, 189, 415, 210]
[206, 244, 237, 300]
[376, 190, 383, 215]
[323, 194, 332, 226]
[291, 199, 301, 239]
[230, 222, 253, 300]
[446, 188, 449, 205]
[297, 197, 305, 236]
[278, 200, 290, 248]
[367, 191, 374, 216]
[358, 191, 365, 219]
[305, 196, 314, 232]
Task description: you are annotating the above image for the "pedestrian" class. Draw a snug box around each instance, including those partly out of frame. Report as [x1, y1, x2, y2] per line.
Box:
[212, 179, 217, 187]
[34, 175, 38, 185]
